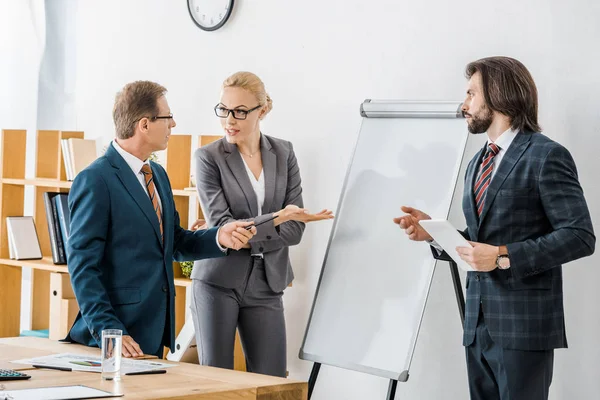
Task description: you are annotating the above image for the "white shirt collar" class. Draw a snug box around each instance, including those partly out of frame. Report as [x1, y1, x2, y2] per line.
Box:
[112, 139, 150, 175]
[488, 128, 518, 152]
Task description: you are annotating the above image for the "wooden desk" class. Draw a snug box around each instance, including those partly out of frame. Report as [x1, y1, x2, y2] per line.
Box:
[0, 338, 307, 399]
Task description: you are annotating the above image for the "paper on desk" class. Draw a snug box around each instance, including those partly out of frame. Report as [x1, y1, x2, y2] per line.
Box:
[11, 353, 176, 374]
[419, 219, 475, 272]
[1, 385, 122, 400]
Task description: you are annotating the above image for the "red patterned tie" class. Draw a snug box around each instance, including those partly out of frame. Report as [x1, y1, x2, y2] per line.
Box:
[140, 164, 163, 241]
[474, 143, 500, 216]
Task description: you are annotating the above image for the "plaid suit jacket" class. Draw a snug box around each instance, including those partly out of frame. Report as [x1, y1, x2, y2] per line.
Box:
[461, 132, 595, 350]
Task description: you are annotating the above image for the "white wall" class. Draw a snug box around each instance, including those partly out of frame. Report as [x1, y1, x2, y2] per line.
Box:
[14, 0, 600, 398]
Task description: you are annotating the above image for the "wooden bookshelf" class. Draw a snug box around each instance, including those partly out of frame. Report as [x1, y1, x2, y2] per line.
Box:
[0, 130, 246, 367]
[0, 130, 27, 337]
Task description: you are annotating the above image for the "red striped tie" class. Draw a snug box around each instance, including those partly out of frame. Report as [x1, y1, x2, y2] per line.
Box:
[140, 164, 163, 241]
[474, 143, 500, 216]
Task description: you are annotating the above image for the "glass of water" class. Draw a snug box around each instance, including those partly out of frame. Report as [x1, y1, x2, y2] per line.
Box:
[101, 329, 122, 381]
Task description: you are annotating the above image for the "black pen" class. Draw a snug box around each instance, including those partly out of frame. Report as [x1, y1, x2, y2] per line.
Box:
[125, 369, 167, 376]
[32, 364, 72, 371]
[245, 214, 277, 230]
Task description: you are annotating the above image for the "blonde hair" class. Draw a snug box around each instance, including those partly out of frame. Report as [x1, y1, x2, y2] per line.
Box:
[222, 71, 273, 116]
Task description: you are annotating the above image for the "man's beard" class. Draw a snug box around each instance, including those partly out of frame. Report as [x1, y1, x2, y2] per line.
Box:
[466, 106, 493, 134]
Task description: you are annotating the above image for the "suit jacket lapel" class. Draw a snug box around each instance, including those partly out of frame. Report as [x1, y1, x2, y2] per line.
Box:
[105, 144, 163, 245]
[222, 139, 259, 216]
[261, 135, 276, 214]
[478, 132, 532, 226]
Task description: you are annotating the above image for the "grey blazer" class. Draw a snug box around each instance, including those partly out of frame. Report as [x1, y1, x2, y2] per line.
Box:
[191, 134, 305, 293]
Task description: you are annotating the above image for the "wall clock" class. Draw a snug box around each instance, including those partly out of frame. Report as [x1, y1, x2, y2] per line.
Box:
[187, 0, 234, 31]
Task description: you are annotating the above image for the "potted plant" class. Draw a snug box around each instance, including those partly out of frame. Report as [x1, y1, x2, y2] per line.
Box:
[180, 261, 194, 278]
[179, 219, 207, 278]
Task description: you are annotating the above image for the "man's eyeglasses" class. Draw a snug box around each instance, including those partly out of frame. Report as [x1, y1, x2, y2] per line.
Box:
[149, 113, 174, 121]
[214, 105, 261, 120]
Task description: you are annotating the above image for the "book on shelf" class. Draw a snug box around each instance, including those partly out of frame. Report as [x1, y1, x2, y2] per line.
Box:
[6, 216, 43, 260]
[43, 192, 67, 264]
[61, 139, 75, 181]
[54, 193, 71, 253]
[61, 138, 98, 181]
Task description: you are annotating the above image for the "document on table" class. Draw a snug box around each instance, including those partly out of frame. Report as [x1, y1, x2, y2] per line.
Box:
[11, 353, 176, 374]
[0, 385, 122, 400]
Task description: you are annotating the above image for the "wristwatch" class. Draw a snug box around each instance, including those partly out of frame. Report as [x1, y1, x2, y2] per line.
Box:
[496, 254, 510, 270]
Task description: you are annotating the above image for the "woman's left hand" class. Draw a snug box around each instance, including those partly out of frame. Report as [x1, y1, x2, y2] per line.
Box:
[299, 209, 335, 223]
[280, 205, 334, 223]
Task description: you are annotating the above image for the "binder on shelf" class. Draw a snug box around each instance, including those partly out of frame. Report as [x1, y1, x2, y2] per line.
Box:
[43, 192, 67, 264]
[54, 193, 71, 255]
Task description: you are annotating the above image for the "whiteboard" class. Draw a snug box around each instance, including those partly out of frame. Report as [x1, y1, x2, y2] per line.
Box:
[299, 100, 468, 381]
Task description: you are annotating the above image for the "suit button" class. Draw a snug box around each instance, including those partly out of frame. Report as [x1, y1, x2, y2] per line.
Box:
[475, 274, 480, 281]
[266, 235, 272, 240]
[259, 247, 264, 252]
[162, 286, 168, 292]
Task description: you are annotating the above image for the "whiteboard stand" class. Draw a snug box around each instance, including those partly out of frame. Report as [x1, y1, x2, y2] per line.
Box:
[434, 254, 466, 325]
[301, 100, 469, 400]
[307, 254, 466, 400]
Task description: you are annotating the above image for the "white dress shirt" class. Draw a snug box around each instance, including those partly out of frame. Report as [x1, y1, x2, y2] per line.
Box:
[242, 158, 265, 215]
[242, 157, 265, 257]
[476, 128, 518, 181]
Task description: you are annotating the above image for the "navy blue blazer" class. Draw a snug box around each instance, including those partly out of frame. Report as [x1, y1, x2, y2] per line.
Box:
[66, 143, 225, 354]
[461, 132, 595, 350]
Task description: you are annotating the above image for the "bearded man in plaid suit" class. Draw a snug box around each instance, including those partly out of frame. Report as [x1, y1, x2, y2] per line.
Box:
[394, 56, 595, 400]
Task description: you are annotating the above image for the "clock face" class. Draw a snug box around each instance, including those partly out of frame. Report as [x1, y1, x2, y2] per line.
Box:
[187, 0, 234, 31]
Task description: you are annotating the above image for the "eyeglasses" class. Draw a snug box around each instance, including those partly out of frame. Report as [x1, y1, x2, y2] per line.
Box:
[150, 113, 174, 121]
[214, 104, 261, 120]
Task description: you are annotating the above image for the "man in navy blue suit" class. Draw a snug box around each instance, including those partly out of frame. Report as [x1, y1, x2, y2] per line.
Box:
[395, 57, 595, 399]
[66, 81, 256, 358]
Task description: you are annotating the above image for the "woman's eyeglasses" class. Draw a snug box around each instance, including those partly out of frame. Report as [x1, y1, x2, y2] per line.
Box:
[214, 105, 261, 120]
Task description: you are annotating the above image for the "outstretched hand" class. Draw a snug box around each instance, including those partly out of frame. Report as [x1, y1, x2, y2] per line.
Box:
[393, 206, 433, 242]
[278, 205, 334, 223]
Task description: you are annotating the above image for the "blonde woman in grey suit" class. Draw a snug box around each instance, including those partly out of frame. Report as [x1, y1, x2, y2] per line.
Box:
[191, 71, 333, 377]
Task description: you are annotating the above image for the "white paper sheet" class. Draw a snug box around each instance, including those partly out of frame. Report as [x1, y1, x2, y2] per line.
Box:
[419, 219, 475, 271]
[1, 385, 121, 400]
[11, 353, 176, 374]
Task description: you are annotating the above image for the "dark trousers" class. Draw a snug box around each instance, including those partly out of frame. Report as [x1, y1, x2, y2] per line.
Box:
[190, 257, 286, 377]
[466, 311, 554, 400]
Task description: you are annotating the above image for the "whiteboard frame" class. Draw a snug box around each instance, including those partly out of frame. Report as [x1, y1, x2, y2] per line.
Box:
[299, 100, 468, 381]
